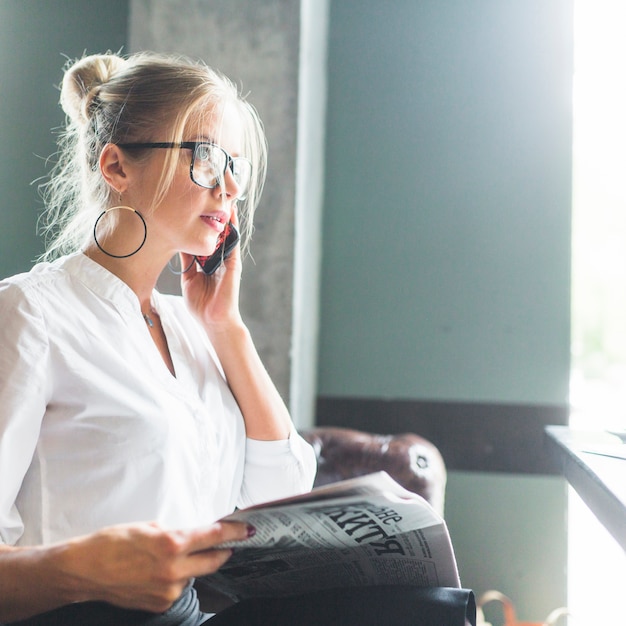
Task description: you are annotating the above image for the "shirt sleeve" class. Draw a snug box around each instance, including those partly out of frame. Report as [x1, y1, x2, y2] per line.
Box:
[238, 430, 317, 508]
[0, 281, 50, 545]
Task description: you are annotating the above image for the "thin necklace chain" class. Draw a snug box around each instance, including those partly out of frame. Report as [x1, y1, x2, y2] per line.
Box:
[142, 306, 157, 328]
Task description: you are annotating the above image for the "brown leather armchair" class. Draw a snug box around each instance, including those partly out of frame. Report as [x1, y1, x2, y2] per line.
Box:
[301, 426, 447, 516]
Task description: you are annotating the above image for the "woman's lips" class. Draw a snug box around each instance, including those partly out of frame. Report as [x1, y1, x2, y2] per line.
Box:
[200, 214, 227, 231]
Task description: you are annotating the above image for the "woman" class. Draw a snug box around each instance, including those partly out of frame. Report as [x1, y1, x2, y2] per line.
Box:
[0, 51, 316, 625]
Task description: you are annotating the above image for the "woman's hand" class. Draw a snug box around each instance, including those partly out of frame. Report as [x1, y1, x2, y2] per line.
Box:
[0, 521, 251, 621]
[179, 213, 244, 332]
[66, 521, 250, 612]
[179, 245, 243, 331]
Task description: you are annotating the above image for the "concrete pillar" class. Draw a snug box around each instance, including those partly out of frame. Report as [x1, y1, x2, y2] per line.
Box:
[129, 0, 327, 427]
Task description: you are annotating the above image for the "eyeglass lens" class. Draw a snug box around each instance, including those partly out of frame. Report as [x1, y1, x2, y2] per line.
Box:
[192, 144, 251, 196]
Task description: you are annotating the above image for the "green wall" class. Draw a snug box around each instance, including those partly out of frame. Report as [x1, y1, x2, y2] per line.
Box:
[319, 0, 572, 406]
[0, 0, 128, 278]
[319, 0, 572, 619]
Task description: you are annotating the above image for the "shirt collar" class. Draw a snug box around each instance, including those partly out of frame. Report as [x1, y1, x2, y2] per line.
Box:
[61, 252, 146, 314]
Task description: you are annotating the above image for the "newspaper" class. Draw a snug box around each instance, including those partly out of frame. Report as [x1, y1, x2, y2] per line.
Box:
[199, 471, 461, 600]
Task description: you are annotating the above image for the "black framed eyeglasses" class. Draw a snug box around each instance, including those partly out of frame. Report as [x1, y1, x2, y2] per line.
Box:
[117, 141, 252, 199]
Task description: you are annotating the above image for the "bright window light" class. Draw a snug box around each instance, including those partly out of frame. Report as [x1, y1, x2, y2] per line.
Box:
[569, 2, 626, 624]
[571, 0, 626, 431]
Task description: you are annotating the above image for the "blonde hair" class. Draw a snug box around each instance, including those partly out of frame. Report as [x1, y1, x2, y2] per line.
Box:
[39, 51, 267, 259]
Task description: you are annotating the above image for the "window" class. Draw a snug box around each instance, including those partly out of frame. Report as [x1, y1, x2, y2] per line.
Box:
[569, 2, 626, 622]
[571, 0, 626, 431]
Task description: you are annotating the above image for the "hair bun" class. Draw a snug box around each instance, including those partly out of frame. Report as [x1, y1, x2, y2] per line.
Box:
[60, 53, 126, 124]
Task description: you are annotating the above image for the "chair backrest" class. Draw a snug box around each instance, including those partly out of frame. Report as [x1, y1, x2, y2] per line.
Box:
[301, 426, 447, 515]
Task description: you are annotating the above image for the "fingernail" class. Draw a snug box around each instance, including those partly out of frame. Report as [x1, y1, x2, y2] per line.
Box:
[246, 524, 256, 538]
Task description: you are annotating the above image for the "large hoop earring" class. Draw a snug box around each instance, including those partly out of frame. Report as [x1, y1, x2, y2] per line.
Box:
[167, 254, 196, 275]
[93, 206, 147, 258]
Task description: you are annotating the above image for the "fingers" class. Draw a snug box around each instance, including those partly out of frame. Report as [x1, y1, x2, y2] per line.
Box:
[52, 522, 253, 615]
[185, 547, 233, 580]
[173, 522, 253, 580]
[184, 521, 252, 555]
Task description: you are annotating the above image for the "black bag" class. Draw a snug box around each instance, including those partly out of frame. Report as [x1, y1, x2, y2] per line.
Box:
[209, 585, 476, 626]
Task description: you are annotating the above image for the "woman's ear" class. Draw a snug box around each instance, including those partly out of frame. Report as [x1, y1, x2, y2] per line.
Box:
[99, 143, 129, 192]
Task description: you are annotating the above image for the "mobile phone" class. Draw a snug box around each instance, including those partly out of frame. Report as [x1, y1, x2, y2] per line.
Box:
[195, 222, 240, 275]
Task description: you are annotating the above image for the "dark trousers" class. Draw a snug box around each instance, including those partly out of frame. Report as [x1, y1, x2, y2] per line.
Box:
[5, 584, 209, 626]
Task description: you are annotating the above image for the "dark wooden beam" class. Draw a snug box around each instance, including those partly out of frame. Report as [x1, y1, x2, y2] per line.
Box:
[315, 396, 568, 475]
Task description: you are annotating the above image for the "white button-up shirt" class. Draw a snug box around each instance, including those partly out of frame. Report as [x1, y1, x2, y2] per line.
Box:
[0, 253, 316, 546]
